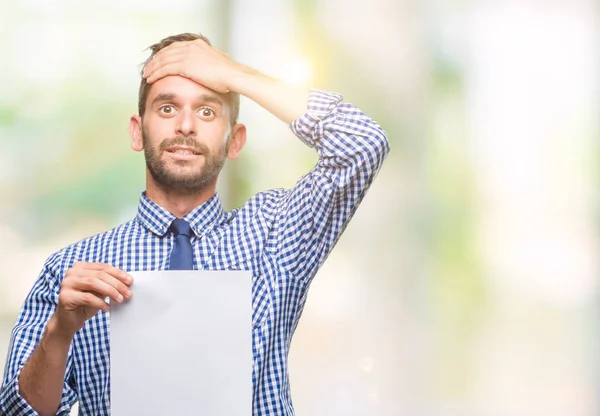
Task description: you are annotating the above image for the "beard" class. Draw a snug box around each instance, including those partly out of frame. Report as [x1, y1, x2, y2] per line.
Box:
[142, 126, 228, 193]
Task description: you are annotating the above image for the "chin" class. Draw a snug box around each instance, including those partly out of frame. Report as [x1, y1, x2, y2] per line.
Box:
[166, 160, 204, 172]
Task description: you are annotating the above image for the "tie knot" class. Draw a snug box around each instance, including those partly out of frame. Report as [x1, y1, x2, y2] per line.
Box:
[170, 219, 193, 238]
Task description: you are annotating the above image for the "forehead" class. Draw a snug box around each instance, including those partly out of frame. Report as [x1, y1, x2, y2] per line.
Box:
[146, 75, 227, 105]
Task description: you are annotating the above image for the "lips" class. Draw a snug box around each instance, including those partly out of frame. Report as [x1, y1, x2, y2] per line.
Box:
[164, 146, 201, 155]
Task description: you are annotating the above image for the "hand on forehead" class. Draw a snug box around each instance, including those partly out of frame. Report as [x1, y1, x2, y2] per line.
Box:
[142, 39, 236, 95]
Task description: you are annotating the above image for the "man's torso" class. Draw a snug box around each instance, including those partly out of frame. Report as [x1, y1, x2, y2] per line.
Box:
[63, 189, 306, 415]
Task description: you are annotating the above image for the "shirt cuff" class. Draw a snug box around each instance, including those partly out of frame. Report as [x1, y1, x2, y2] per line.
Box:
[290, 88, 344, 148]
[0, 370, 74, 416]
[0, 372, 39, 416]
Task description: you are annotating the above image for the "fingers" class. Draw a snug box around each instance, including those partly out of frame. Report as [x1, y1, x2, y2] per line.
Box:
[144, 42, 189, 71]
[142, 39, 216, 81]
[80, 292, 111, 313]
[143, 51, 189, 81]
[97, 272, 133, 300]
[63, 273, 120, 307]
[79, 273, 127, 303]
[145, 62, 188, 84]
[154, 38, 209, 58]
[74, 262, 134, 286]
[59, 286, 110, 314]
[56, 263, 134, 333]
[141, 39, 234, 92]
[66, 263, 134, 304]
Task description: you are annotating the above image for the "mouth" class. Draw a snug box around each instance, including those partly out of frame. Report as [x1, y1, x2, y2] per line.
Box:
[164, 146, 201, 156]
[164, 146, 203, 161]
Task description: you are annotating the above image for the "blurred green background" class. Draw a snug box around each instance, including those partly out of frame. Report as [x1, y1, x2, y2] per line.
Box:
[1, 1, 598, 415]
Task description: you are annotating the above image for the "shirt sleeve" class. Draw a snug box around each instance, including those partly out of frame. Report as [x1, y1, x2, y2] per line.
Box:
[274, 88, 390, 284]
[0, 254, 78, 416]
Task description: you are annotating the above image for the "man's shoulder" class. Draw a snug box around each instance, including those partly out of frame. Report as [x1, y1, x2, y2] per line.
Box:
[246, 188, 288, 207]
[66, 218, 138, 250]
[233, 188, 289, 217]
[44, 219, 139, 270]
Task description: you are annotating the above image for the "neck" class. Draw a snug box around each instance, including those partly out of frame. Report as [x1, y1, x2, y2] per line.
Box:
[145, 176, 217, 218]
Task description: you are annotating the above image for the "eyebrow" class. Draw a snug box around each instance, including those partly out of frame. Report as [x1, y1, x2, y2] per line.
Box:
[150, 93, 224, 107]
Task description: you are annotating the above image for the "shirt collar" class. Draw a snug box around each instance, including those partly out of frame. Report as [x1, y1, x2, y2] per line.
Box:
[136, 192, 224, 237]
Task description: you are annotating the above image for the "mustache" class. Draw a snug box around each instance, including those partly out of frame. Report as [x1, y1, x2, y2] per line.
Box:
[158, 136, 210, 154]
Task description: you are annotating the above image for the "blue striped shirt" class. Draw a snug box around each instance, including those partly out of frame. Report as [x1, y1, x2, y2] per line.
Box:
[1, 89, 389, 415]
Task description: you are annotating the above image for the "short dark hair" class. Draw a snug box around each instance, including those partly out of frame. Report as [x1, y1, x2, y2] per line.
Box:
[138, 33, 240, 126]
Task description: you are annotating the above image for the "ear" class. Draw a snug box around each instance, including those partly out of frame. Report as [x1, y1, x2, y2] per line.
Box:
[129, 115, 144, 152]
[227, 123, 247, 159]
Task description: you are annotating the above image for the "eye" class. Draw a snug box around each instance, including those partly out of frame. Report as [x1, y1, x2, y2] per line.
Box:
[159, 104, 175, 114]
[198, 107, 215, 119]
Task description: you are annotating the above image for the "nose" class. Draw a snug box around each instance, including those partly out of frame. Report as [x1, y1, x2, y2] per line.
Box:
[175, 109, 196, 137]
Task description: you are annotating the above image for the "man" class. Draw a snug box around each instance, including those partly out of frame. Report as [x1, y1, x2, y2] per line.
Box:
[0, 33, 389, 415]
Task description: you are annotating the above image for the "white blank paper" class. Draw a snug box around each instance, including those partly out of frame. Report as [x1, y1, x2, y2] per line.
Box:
[110, 270, 252, 415]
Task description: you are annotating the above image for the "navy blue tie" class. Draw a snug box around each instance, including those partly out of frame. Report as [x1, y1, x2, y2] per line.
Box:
[169, 219, 194, 270]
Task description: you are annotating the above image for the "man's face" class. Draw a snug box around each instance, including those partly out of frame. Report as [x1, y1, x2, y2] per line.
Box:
[139, 76, 232, 192]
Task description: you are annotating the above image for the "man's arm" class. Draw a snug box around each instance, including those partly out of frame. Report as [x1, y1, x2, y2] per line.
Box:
[16, 316, 74, 416]
[143, 39, 390, 284]
[274, 89, 389, 283]
[1, 259, 132, 416]
[229, 67, 310, 124]
[0, 259, 77, 416]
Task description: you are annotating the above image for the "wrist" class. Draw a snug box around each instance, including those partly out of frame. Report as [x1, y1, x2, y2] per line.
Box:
[46, 314, 76, 344]
[225, 64, 265, 95]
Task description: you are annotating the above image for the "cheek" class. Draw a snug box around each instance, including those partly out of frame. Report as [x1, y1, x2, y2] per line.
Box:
[143, 120, 171, 146]
[222, 129, 231, 145]
[201, 124, 230, 149]
[146, 114, 175, 133]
